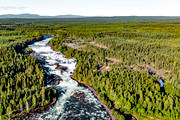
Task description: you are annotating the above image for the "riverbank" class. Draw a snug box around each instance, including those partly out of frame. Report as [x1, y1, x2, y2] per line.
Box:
[70, 75, 138, 120]
[12, 88, 58, 120]
[48, 40, 137, 120]
[27, 36, 112, 119]
[70, 75, 116, 120]
[47, 40, 116, 119]
[11, 36, 57, 120]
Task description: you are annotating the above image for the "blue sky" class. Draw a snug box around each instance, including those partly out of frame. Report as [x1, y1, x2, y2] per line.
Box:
[0, 0, 180, 16]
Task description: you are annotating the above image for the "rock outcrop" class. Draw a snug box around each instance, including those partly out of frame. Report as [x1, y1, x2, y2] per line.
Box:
[54, 63, 68, 72]
[47, 74, 63, 85]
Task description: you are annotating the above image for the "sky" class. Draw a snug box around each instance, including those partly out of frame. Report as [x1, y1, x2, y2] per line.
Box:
[0, 0, 180, 16]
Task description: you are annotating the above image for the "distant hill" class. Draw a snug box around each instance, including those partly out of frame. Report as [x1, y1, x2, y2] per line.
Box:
[54, 15, 85, 18]
[0, 14, 180, 20]
[0, 14, 85, 18]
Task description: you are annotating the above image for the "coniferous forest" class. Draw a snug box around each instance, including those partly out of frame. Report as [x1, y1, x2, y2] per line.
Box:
[0, 23, 57, 119]
[0, 18, 179, 120]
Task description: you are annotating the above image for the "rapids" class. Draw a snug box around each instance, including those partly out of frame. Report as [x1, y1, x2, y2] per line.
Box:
[28, 36, 111, 120]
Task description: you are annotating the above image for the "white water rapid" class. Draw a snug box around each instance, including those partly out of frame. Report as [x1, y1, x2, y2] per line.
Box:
[28, 36, 111, 120]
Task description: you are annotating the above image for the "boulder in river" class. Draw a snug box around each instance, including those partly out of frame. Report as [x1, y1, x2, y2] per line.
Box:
[71, 91, 85, 102]
[48, 74, 63, 85]
[54, 63, 68, 72]
[30, 51, 46, 62]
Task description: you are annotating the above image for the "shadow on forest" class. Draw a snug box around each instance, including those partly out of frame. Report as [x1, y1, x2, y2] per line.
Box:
[104, 94, 137, 120]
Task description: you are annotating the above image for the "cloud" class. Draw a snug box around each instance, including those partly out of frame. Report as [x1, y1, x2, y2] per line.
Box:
[0, 6, 26, 10]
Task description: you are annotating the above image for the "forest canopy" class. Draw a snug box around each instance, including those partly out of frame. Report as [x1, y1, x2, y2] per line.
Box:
[49, 20, 180, 120]
[0, 18, 179, 120]
[0, 24, 56, 119]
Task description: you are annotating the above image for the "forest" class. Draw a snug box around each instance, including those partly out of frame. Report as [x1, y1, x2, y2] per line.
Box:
[0, 24, 57, 119]
[0, 18, 179, 120]
[49, 21, 180, 120]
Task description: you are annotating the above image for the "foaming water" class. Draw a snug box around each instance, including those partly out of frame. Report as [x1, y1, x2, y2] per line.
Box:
[28, 36, 111, 120]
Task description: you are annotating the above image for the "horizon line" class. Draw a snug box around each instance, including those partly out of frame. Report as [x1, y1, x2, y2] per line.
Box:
[0, 13, 180, 17]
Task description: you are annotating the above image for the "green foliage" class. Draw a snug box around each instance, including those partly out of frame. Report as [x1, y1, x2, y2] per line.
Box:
[111, 109, 125, 120]
[0, 25, 57, 119]
[49, 22, 180, 120]
[0, 19, 179, 120]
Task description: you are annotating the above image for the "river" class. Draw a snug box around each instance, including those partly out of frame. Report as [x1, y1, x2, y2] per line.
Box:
[28, 36, 111, 120]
